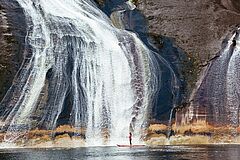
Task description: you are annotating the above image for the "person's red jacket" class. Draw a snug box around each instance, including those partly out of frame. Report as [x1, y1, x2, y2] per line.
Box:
[129, 133, 132, 140]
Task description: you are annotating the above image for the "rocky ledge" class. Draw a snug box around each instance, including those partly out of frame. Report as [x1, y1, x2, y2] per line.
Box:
[145, 122, 240, 145]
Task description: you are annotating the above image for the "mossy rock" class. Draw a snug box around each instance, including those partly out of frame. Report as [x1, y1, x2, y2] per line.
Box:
[94, 0, 105, 6]
[130, 0, 139, 5]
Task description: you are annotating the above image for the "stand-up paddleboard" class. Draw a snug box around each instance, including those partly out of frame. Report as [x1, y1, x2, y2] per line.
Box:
[117, 144, 145, 147]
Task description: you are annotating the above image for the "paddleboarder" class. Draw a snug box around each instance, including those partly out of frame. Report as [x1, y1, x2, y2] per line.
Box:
[129, 132, 132, 146]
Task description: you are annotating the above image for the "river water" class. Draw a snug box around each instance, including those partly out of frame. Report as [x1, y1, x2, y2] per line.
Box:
[0, 145, 239, 160]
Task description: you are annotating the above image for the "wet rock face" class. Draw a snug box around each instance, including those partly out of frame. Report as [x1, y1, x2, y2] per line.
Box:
[178, 29, 240, 127]
[102, 1, 191, 124]
[137, 0, 240, 64]
[0, 0, 26, 101]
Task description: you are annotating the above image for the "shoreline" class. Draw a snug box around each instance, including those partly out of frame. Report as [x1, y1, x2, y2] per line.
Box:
[0, 138, 240, 149]
[0, 124, 239, 148]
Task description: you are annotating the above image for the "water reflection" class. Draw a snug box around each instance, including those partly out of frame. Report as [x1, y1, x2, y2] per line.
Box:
[0, 145, 239, 160]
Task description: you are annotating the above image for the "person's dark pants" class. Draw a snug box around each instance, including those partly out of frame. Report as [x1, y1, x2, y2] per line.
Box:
[129, 139, 132, 145]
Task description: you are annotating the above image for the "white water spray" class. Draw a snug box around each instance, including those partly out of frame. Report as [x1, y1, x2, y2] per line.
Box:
[0, 0, 159, 145]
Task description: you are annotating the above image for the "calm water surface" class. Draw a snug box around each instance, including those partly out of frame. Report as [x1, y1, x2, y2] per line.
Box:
[0, 145, 239, 160]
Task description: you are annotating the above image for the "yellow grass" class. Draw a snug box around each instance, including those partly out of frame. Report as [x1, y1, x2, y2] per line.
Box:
[148, 124, 168, 131]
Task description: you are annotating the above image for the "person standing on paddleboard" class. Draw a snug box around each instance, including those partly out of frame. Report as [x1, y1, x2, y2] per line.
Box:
[129, 132, 132, 146]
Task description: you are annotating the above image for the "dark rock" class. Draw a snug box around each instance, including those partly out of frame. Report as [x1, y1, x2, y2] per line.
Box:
[232, 39, 236, 46]
[0, 0, 26, 101]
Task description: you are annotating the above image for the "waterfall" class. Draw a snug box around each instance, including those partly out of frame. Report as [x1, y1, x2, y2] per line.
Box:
[187, 28, 240, 127]
[0, 0, 161, 145]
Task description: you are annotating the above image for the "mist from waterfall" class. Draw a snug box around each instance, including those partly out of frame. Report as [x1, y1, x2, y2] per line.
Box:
[0, 0, 179, 145]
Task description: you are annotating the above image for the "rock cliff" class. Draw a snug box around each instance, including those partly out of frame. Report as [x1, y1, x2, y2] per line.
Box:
[0, 1, 26, 100]
[137, 0, 240, 64]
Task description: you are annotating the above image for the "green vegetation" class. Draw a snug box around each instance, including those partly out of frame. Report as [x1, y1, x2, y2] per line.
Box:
[94, 0, 105, 7]
[181, 52, 201, 94]
[130, 0, 139, 5]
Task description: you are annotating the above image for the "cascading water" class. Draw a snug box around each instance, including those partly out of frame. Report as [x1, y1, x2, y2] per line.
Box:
[185, 28, 240, 128]
[0, 0, 153, 145]
[0, 0, 179, 146]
